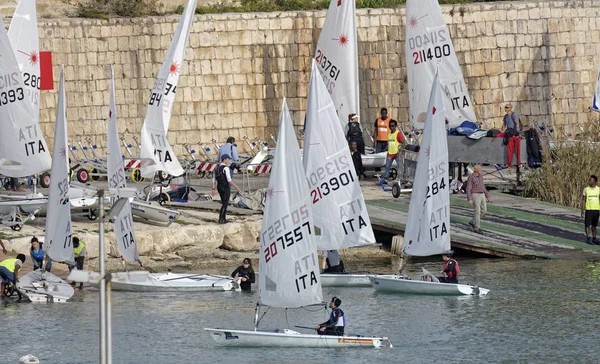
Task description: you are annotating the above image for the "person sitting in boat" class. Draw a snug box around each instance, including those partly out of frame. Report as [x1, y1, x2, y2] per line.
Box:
[315, 296, 345, 336]
[0, 254, 26, 298]
[68, 237, 86, 290]
[30, 237, 52, 272]
[231, 257, 255, 292]
[321, 250, 345, 274]
[438, 252, 460, 284]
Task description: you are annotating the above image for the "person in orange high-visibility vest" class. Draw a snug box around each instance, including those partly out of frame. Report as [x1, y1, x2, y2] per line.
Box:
[374, 108, 395, 153]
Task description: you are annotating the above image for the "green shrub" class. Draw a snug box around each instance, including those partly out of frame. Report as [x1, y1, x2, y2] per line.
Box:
[76, 0, 160, 19]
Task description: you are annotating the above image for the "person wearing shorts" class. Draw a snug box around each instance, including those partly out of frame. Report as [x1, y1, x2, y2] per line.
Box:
[581, 175, 600, 245]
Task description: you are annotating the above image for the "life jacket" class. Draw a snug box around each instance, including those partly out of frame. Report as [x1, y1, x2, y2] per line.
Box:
[0, 258, 20, 272]
[387, 130, 400, 155]
[347, 122, 362, 138]
[215, 165, 229, 187]
[586, 186, 600, 210]
[74, 242, 86, 257]
[330, 307, 345, 327]
[376, 117, 391, 141]
[444, 259, 460, 279]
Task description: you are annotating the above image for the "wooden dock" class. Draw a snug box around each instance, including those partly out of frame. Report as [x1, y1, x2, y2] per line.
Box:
[366, 191, 600, 259]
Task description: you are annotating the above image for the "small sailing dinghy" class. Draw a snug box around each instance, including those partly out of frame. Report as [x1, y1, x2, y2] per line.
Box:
[17, 66, 75, 303]
[303, 59, 377, 287]
[90, 66, 238, 293]
[205, 100, 392, 348]
[369, 71, 489, 296]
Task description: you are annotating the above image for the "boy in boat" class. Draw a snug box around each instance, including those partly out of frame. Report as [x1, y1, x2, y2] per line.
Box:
[231, 257, 255, 291]
[0, 254, 26, 297]
[211, 154, 242, 224]
[315, 296, 345, 336]
[321, 250, 345, 274]
[438, 253, 459, 284]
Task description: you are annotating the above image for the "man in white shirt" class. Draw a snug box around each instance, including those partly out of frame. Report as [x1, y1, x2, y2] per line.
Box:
[212, 154, 241, 224]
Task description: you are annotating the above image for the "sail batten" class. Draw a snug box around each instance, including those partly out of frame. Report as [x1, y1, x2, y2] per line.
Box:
[304, 59, 375, 250]
[45, 66, 74, 265]
[406, 0, 476, 129]
[140, 0, 197, 178]
[403, 70, 451, 257]
[314, 0, 359, 127]
[258, 99, 323, 308]
[107, 66, 140, 263]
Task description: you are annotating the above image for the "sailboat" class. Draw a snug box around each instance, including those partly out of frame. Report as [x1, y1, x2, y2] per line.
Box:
[90, 67, 236, 293]
[16, 66, 75, 303]
[591, 68, 600, 112]
[139, 0, 196, 179]
[205, 100, 391, 348]
[406, 0, 477, 129]
[369, 71, 489, 296]
[303, 59, 376, 287]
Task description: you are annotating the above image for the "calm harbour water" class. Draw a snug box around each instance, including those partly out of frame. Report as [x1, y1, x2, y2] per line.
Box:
[1, 258, 600, 364]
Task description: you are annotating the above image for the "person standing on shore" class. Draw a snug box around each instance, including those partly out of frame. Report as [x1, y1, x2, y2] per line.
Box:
[349, 141, 366, 180]
[383, 120, 406, 180]
[466, 164, 491, 234]
[68, 237, 86, 290]
[30, 237, 52, 272]
[345, 113, 365, 154]
[581, 175, 600, 245]
[212, 154, 241, 224]
[374, 108, 394, 153]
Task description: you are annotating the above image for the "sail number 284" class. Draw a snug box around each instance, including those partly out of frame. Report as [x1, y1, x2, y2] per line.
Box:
[425, 177, 446, 199]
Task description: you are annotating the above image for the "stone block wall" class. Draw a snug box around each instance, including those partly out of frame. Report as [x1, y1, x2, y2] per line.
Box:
[20, 1, 600, 155]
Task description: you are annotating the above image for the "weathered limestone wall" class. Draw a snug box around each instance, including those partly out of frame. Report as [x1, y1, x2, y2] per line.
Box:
[20, 1, 600, 155]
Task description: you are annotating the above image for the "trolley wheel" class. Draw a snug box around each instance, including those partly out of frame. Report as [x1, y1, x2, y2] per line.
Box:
[87, 209, 98, 221]
[158, 171, 170, 181]
[389, 168, 398, 180]
[198, 171, 206, 179]
[40, 172, 51, 188]
[3, 177, 10, 190]
[89, 168, 99, 182]
[157, 192, 171, 206]
[207, 172, 213, 179]
[3, 283, 21, 300]
[77, 169, 90, 183]
[10, 216, 22, 231]
[392, 182, 401, 198]
[131, 168, 142, 183]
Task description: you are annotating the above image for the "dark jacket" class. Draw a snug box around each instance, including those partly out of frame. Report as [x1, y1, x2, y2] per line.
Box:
[351, 151, 365, 177]
[231, 266, 255, 291]
[525, 129, 542, 161]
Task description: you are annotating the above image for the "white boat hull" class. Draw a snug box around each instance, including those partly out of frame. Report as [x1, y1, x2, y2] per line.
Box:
[101, 272, 238, 292]
[320, 274, 372, 287]
[369, 275, 489, 296]
[130, 200, 181, 225]
[204, 328, 392, 348]
[17, 270, 75, 303]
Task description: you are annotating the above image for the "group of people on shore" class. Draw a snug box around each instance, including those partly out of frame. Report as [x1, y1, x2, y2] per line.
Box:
[0, 236, 88, 297]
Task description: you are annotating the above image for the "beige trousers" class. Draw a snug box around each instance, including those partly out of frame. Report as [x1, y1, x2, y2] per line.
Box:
[470, 193, 487, 229]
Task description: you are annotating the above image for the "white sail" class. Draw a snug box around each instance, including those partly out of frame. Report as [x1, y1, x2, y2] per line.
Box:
[314, 0, 359, 127]
[140, 0, 197, 178]
[107, 66, 139, 263]
[406, 0, 476, 129]
[303, 59, 375, 250]
[403, 70, 450, 257]
[0, 18, 51, 177]
[8, 0, 40, 116]
[592, 68, 600, 111]
[45, 66, 74, 264]
[259, 99, 322, 308]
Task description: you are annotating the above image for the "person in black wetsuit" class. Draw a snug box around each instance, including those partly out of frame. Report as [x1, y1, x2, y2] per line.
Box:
[211, 154, 241, 224]
[349, 141, 366, 180]
[438, 252, 460, 284]
[231, 257, 255, 291]
[315, 296, 345, 336]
